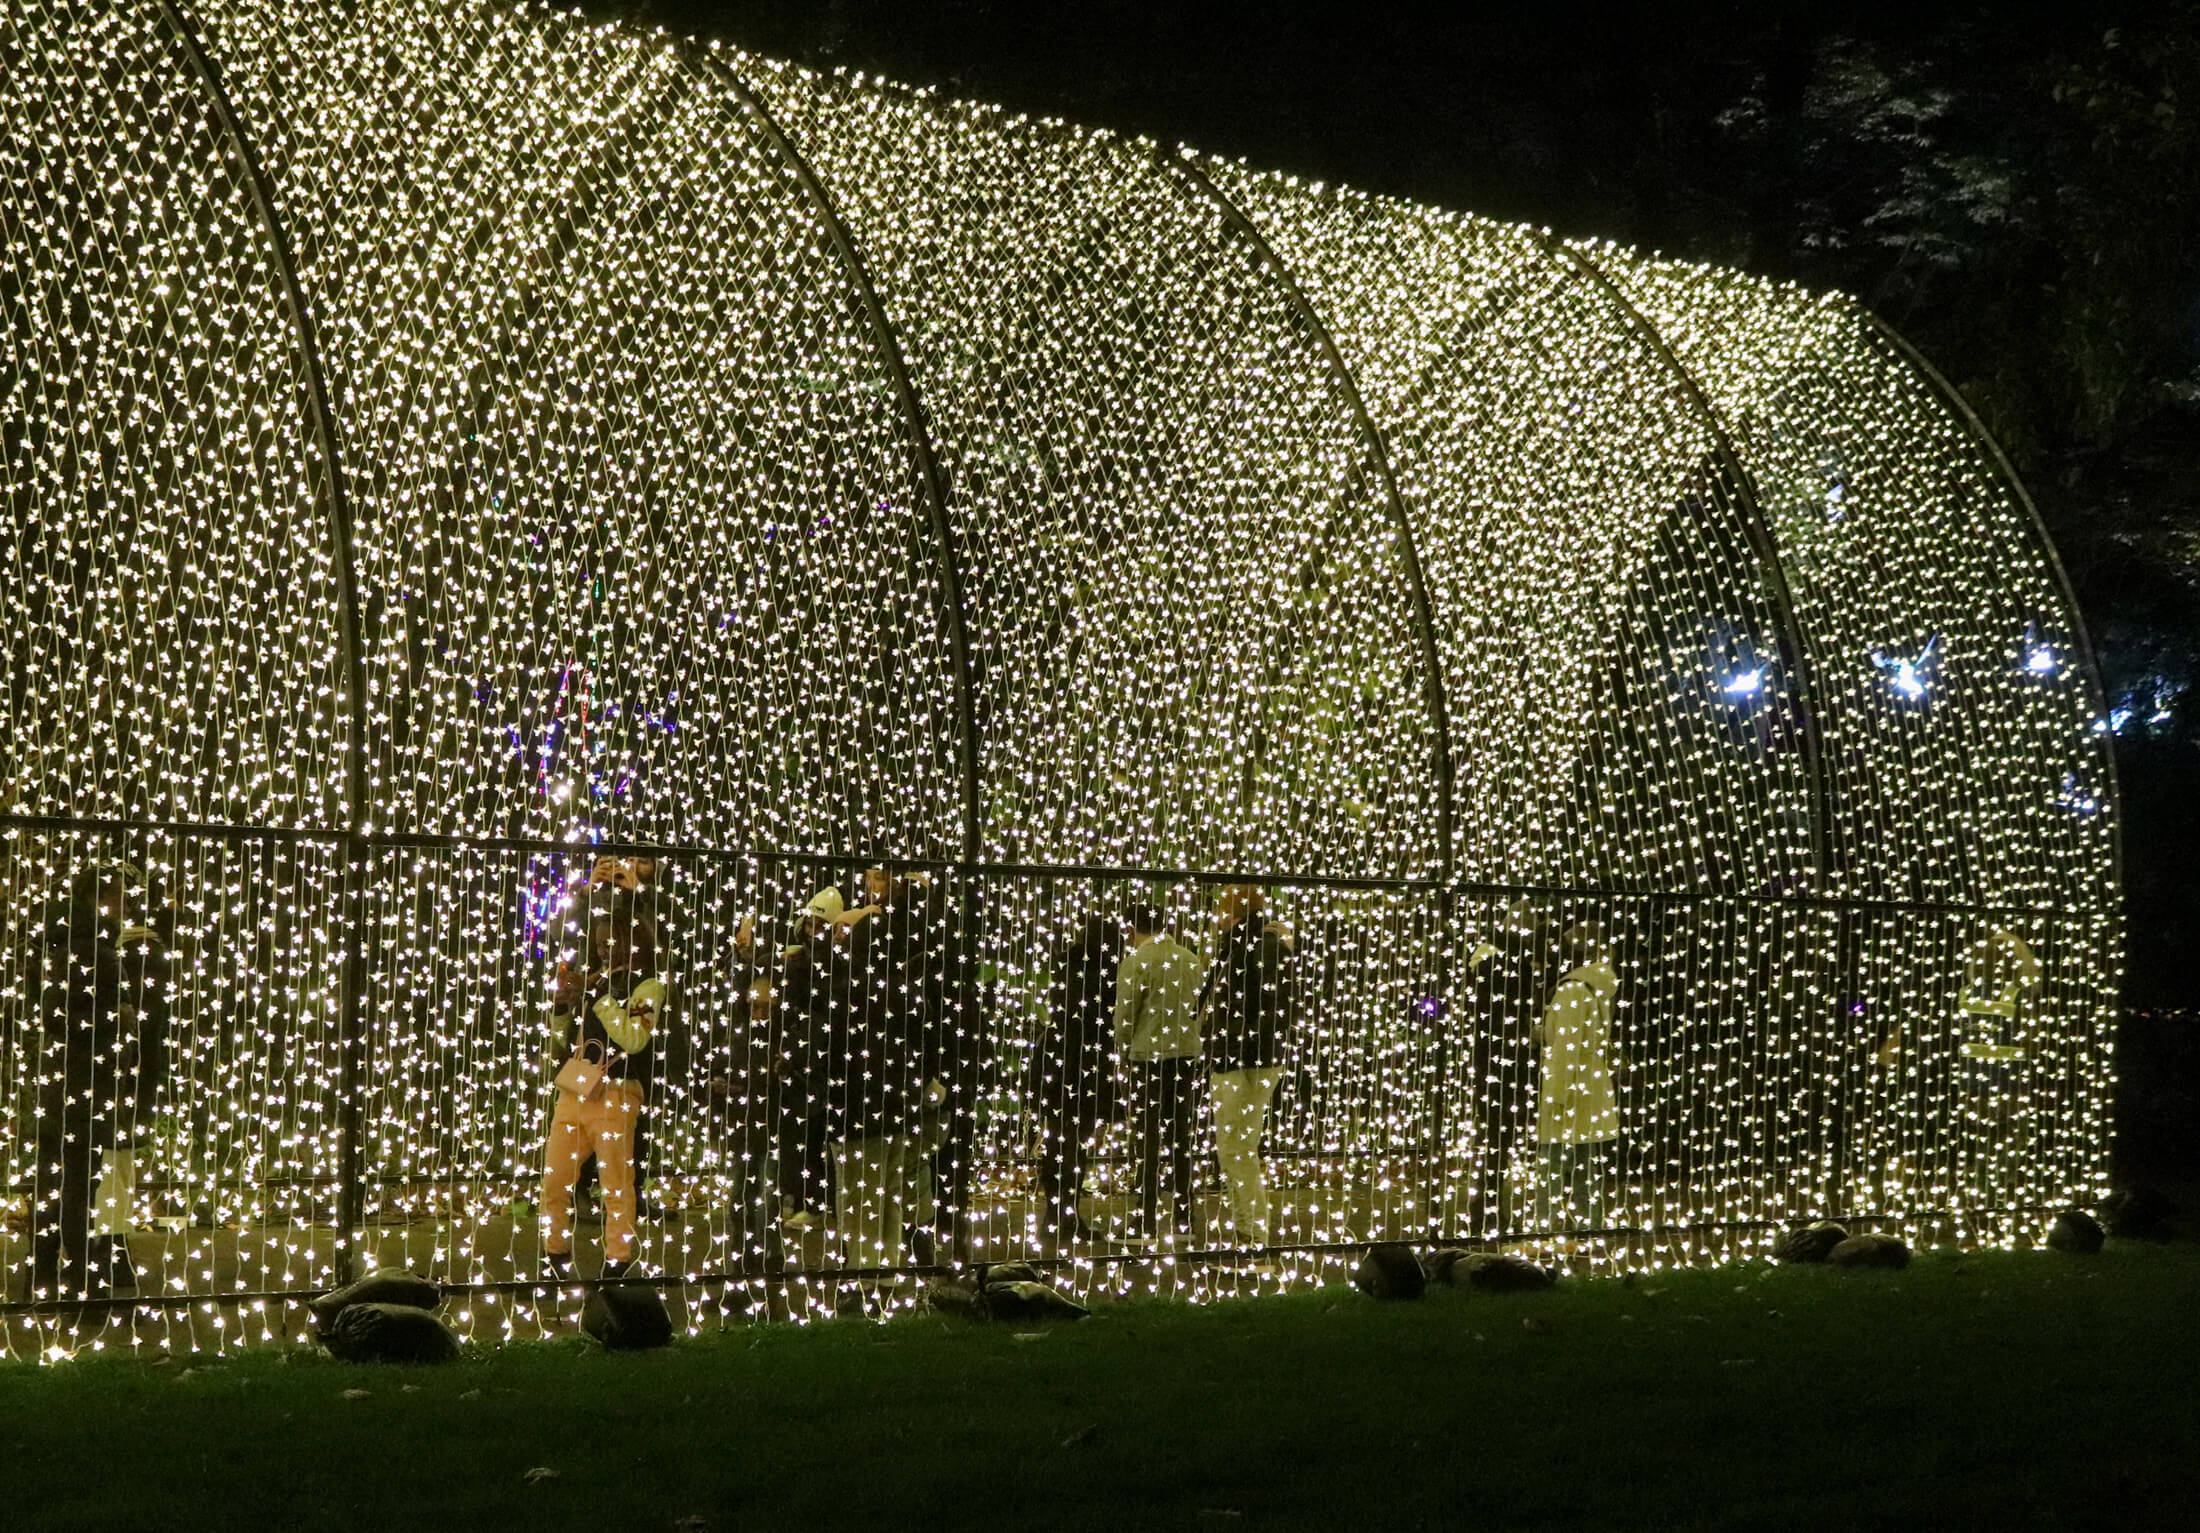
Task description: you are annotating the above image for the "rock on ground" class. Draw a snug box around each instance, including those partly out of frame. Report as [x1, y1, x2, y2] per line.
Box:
[1826, 1233, 1910, 1270]
[979, 1280, 1088, 1323]
[2047, 1209, 2105, 1255]
[1771, 1222, 1849, 1264]
[1354, 1244, 1426, 1301]
[322, 1301, 460, 1364]
[1455, 1252, 1557, 1292]
[582, 1284, 675, 1350]
[309, 1270, 443, 1337]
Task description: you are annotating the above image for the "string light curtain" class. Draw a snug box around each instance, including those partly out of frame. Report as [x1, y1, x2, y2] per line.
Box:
[1, 0, 2118, 1360]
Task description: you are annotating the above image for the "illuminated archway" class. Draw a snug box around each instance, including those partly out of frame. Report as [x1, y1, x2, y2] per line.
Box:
[1, 0, 2118, 1356]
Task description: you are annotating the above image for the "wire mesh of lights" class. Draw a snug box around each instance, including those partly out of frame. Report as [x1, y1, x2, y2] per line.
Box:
[0, 0, 2117, 1360]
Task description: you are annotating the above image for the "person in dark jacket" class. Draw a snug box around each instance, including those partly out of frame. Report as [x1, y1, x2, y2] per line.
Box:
[1198, 885, 1296, 1253]
[847, 863, 976, 1266]
[768, 889, 848, 1234]
[827, 872, 942, 1289]
[29, 862, 176, 1301]
[1032, 912, 1125, 1243]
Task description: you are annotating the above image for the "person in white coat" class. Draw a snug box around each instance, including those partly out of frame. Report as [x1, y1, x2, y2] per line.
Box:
[1533, 923, 1621, 1234]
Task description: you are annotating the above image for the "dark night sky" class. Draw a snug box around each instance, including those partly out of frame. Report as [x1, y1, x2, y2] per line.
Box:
[622, 1, 2134, 265]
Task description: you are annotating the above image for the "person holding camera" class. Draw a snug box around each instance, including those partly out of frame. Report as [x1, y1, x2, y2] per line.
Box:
[539, 890, 663, 1280]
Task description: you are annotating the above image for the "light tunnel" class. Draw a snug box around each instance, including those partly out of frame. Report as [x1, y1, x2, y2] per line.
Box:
[0, 0, 2120, 1352]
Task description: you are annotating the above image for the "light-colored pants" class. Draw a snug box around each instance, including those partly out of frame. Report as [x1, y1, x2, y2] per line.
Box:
[1209, 1065, 1282, 1248]
[94, 1143, 137, 1236]
[1535, 1140, 1614, 1233]
[540, 1082, 645, 1261]
[832, 1135, 934, 1273]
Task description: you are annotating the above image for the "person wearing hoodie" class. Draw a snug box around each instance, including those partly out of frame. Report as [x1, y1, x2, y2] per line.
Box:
[1533, 922, 1622, 1235]
[1113, 902, 1203, 1241]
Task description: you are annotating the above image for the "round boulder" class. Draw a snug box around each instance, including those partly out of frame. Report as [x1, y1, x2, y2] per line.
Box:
[309, 1269, 443, 1333]
[1455, 1252, 1557, 1293]
[1770, 1222, 1849, 1264]
[2046, 1209, 2105, 1255]
[1825, 1233, 1910, 1270]
[1353, 1244, 1427, 1301]
[322, 1301, 460, 1364]
[581, 1284, 675, 1350]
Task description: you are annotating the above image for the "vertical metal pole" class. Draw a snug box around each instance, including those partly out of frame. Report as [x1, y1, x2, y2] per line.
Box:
[157, 2, 373, 1284]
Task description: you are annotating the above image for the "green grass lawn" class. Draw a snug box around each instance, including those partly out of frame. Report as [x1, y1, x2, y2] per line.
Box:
[8, 1243, 2198, 1532]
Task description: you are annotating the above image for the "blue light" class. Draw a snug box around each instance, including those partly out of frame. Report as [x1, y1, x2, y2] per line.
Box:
[2055, 773, 2101, 816]
[1872, 634, 1939, 703]
[2021, 621, 2058, 677]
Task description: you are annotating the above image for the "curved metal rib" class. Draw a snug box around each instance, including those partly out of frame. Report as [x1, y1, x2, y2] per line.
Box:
[1543, 235, 1834, 886]
[698, 51, 984, 864]
[1161, 149, 1458, 883]
[155, 0, 375, 1280]
[1858, 305, 2124, 894]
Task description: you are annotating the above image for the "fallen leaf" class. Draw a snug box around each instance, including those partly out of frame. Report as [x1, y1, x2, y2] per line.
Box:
[1061, 1424, 1098, 1449]
[524, 1467, 561, 1485]
[400, 1384, 421, 1394]
[1521, 1316, 1550, 1334]
[459, 1389, 482, 1400]
[340, 1388, 370, 1400]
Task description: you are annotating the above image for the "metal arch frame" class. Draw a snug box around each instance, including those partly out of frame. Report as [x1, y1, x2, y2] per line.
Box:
[1545, 236, 1836, 886]
[155, 0, 379, 1282]
[1160, 149, 1458, 886]
[695, 50, 985, 867]
[1856, 304, 2126, 896]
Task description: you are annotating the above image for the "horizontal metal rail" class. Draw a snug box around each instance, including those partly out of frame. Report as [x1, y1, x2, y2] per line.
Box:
[0, 812, 2100, 921]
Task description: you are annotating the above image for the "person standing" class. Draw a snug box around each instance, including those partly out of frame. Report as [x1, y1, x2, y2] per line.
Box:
[1114, 903, 1203, 1242]
[826, 873, 936, 1304]
[1198, 885, 1295, 1254]
[1532, 922, 1621, 1236]
[769, 889, 847, 1235]
[539, 891, 663, 1280]
[1034, 911, 1126, 1244]
[28, 863, 175, 1301]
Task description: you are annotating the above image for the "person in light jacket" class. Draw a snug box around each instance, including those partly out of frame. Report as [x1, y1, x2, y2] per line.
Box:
[1114, 903, 1203, 1240]
[1533, 922, 1620, 1234]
